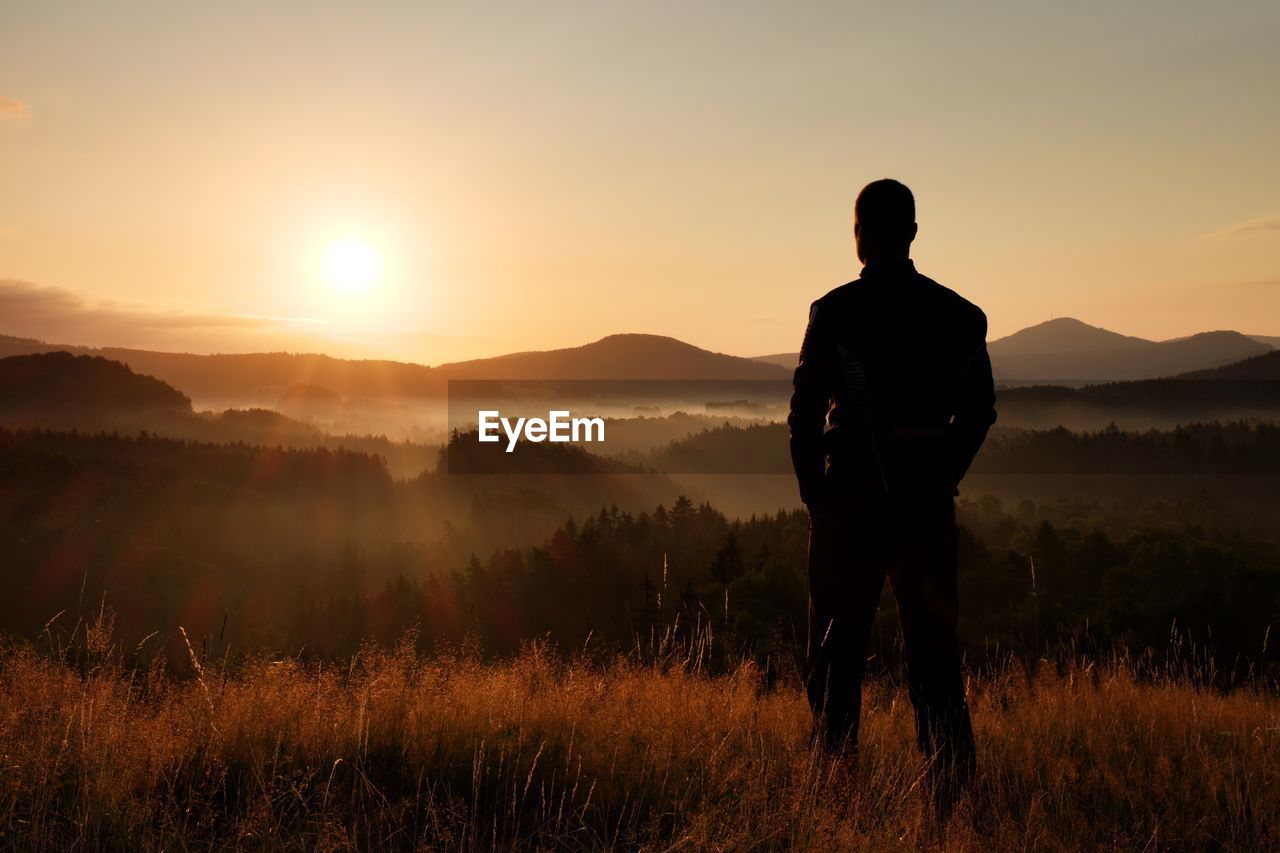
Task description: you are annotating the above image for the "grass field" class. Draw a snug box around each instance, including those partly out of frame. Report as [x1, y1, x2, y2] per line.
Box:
[1, 629, 1277, 851]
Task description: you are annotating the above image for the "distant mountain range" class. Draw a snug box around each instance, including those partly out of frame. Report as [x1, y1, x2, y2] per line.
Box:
[3, 342, 1279, 453]
[0, 319, 1275, 410]
[986, 318, 1271, 381]
[752, 318, 1275, 382]
[0, 335, 442, 402]
[0, 333, 787, 403]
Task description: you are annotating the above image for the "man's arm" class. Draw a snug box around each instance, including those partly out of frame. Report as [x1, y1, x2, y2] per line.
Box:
[947, 317, 997, 484]
[788, 301, 834, 505]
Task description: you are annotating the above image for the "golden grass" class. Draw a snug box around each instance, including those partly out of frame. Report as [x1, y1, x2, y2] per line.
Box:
[0, 639, 1277, 850]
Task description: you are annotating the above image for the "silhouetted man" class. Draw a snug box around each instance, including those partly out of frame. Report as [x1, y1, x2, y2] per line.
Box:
[788, 179, 995, 806]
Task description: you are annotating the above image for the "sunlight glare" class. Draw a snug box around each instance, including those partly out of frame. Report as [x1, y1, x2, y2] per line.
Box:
[323, 239, 380, 295]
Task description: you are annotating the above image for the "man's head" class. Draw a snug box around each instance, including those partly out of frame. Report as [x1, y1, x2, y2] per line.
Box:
[854, 179, 917, 264]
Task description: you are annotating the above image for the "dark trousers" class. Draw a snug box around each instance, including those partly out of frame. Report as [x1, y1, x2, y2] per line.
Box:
[806, 493, 975, 790]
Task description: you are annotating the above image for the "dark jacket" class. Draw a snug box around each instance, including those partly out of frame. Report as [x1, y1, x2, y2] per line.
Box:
[787, 259, 996, 503]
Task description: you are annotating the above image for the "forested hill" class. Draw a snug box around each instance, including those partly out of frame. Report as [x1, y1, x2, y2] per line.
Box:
[1178, 349, 1280, 380]
[0, 352, 191, 415]
[624, 420, 1280, 475]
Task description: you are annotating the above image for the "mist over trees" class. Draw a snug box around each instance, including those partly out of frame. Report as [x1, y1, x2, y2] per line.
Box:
[2, 424, 1276, 683]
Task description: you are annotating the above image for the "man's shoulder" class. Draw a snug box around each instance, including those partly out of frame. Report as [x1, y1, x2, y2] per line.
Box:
[809, 271, 988, 334]
[914, 271, 988, 331]
[811, 280, 862, 309]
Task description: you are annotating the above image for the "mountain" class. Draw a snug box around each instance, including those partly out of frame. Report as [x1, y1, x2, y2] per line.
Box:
[996, 345, 1280, 430]
[0, 351, 440, 476]
[991, 324, 1280, 427]
[0, 352, 191, 416]
[0, 333, 788, 403]
[1248, 335, 1280, 349]
[989, 317, 1148, 356]
[750, 316, 1148, 369]
[438, 334, 788, 381]
[0, 336, 445, 402]
[988, 319, 1270, 381]
[750, 353, 798, 369]
[754, 318, 1273, 381]
[1178, 349, 1280, 381]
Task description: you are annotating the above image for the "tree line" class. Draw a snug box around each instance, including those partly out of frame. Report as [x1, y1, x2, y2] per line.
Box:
[1, 426, 1277, 683]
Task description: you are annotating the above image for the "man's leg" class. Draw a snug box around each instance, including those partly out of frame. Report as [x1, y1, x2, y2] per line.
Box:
[888, 497, 976, 805]
[806, 496, 888, 751]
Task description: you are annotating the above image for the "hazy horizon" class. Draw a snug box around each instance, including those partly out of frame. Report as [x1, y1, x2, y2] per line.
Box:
[1, 308, 1276, 368]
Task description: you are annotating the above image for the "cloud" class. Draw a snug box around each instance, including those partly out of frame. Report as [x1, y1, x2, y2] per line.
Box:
[0, 279, 271, 330]
[0, 279, 483, 363]
[1211, 217, 1280, 238]
[0, 96, 30, 122]
[0, 279, 342, 354]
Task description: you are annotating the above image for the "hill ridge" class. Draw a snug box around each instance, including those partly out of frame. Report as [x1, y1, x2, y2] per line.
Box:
[0, 331, 788, 401]
[0, 351, 192, 415]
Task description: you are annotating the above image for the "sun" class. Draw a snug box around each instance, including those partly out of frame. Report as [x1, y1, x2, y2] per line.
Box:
[322, 238, 380, 294]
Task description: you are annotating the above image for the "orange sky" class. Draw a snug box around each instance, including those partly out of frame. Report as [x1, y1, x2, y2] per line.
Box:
[1, 2, 1278, 364]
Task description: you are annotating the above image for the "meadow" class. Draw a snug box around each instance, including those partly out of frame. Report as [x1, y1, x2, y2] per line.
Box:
[1, 623, 1277, 851]
[2, 421, 1278, 850]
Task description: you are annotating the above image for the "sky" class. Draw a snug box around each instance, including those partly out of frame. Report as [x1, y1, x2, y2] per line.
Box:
[1, 0, 1278, 364]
